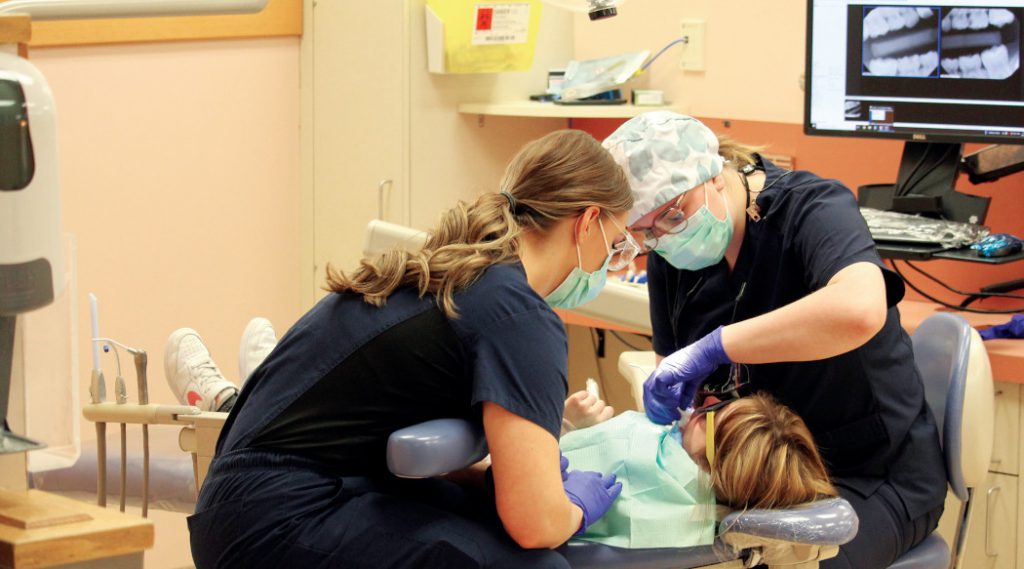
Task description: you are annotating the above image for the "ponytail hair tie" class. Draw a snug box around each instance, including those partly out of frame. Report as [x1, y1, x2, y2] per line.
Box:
[500, 191, 518, 213]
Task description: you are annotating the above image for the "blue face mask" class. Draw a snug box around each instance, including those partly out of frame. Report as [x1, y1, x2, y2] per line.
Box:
[545, 218, 613, 310]
[654, 183, 734, 271]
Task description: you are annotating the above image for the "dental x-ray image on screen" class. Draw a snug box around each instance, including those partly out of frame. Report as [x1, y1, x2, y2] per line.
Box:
[863, 7, 940, 77]
[806, 0, 1024, 145]
[939, 7, 1020, 78]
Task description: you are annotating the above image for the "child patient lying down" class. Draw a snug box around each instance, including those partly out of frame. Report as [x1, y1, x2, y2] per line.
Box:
[558, 392, 837, 549]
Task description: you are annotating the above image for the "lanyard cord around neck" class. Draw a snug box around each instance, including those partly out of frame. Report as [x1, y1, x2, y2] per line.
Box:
[739, 163, 761, 222]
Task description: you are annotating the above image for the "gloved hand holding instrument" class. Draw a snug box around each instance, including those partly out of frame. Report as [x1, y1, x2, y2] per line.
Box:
[643, 326, 732, 424]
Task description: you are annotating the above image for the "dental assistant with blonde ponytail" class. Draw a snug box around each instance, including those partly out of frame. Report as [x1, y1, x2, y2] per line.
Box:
[603, 112, 946, 569]
[189, 130, 642, 569]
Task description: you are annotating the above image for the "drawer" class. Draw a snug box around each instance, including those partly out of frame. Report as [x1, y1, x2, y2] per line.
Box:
[992, 383, 1019, 475]
[964, 471, 1018, 569]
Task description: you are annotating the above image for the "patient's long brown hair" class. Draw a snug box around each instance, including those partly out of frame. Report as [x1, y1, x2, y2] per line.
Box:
[325, 130, 632, 317]
[711, 394, 837, 510]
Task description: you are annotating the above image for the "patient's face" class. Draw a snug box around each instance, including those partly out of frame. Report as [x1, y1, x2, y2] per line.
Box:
[681, 412, 710, 471]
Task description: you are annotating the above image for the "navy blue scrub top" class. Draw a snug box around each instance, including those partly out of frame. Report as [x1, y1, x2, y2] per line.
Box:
[647, 156, 946, 520]
[215, 262, 568, 478]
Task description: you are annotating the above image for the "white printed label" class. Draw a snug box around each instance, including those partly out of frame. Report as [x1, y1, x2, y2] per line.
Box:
[471, 4, 530, 45]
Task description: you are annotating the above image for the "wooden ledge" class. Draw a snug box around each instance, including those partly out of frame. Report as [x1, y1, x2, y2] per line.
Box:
[0, 15, 31, 44]
[0, 490, 153, 568]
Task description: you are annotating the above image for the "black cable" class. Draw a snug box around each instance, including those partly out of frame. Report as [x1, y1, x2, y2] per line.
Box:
[904, 261, 1024, 300]
[609, 330, 650, 352]
[899, 144, 958, 196]
[896, 149, 931, 196]
[892, 262, 1024, 314]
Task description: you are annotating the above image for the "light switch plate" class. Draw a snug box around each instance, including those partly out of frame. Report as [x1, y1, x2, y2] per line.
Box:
[679, 19, 706, 71]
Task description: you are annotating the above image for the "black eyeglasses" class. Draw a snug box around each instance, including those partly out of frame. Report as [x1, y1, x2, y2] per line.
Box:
[692, 399, 731, 417]
[632, 193, 691, 253]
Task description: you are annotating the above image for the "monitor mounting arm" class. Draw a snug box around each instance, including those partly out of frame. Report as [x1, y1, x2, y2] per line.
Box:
[962, 144, 1024, 185]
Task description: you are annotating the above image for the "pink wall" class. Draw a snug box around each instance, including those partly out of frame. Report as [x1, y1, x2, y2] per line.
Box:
[29, 37, 302, 426]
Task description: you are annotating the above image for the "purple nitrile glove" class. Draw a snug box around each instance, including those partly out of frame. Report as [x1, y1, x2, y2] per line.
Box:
[979, 315, 1024, 341]
[643, 326, 731, 424]
[563, 468, 623, 535]
[560, 454, 569, 482]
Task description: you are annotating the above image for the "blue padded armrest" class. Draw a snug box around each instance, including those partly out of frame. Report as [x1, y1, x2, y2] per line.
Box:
[560, 498, 857, 569]
[720, 497, 859, 546]
[558, 540, 737, 569]
[387, 418, 488, 479]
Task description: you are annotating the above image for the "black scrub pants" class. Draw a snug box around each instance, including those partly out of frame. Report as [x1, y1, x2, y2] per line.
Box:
[189, 449, 570, 569]
[823, 482, 944, 569]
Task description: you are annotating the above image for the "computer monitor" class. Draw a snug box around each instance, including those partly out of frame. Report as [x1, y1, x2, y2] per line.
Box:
[804, 1, 1024, 223]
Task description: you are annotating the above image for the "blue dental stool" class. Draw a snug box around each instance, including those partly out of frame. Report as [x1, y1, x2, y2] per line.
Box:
[889, 313, 995, 569]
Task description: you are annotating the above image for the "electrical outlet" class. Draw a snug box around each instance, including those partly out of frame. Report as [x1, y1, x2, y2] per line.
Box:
[679, 19, 706, 71]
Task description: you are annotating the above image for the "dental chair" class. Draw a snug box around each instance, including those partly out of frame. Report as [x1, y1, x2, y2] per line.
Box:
[887, 312, 994, 569]
[388, 393, 858, 569]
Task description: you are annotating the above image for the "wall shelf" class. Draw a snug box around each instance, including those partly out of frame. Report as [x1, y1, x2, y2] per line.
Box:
[458, 101, 680, 119]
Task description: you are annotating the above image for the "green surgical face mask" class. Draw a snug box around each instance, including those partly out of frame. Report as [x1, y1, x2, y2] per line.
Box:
[545, 218, 613, 310]
[654, 183, 734, 271]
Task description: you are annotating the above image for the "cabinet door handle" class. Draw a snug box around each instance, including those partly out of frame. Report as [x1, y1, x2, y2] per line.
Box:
[378, 179, 393, 221]
[986, 486, 1001, 557]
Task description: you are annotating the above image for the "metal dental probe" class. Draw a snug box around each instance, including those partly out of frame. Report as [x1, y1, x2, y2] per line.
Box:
[130, 348, 151, 518]
[114, 347, 127, 513]
[89, 295, 107, 507]
[90, 364, 107, 507]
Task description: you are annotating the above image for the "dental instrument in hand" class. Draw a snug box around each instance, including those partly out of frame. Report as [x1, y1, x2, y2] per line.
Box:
[629, 363, 693, 424]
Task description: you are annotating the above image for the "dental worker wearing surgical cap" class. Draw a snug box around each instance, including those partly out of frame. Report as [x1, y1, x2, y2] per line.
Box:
[603, 112, 946, 569]
[189, 130, 635, 569]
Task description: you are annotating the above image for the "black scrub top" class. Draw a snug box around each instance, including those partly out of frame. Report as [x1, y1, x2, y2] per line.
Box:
[215, 261, 569, 478]
[647, 156, 946, 520]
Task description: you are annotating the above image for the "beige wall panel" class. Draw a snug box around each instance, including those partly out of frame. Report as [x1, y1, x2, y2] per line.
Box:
[310, 1, 409, 298]
[574, 0, 806, 124]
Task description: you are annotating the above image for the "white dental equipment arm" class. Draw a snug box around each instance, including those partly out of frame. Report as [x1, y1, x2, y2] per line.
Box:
[0, 0, 267, 20]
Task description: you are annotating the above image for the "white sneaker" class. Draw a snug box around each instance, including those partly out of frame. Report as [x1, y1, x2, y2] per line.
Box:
[164, 328, 238, 412]
[239, 317, 277, 384]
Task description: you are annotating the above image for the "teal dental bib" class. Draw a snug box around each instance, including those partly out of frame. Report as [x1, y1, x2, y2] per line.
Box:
[559, 411, 716, 549]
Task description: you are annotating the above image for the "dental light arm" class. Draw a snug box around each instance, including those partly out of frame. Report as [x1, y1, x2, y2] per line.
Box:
[542, 0, 625, 21]
[0, 0, 267, 20]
